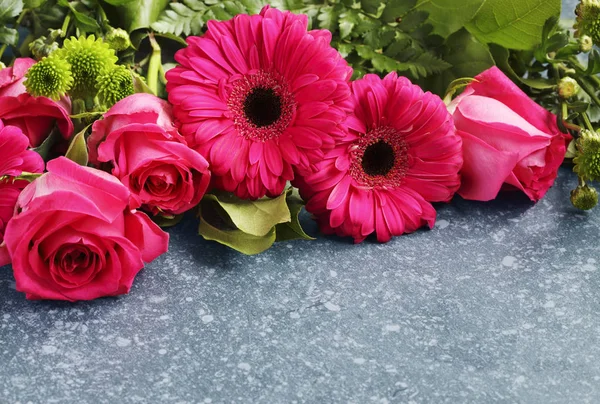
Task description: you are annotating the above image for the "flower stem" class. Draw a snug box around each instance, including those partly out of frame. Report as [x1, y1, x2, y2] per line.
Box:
[147, 33, 161, 96]
[60, 14, 71, 37]
[581, 111, 595, 132]
[575, 76, 600, 109]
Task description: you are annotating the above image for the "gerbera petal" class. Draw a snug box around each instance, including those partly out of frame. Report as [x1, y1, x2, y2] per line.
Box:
[167, 7, 352, 199]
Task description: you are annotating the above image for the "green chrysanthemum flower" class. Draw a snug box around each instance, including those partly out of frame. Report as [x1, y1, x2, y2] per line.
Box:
[575, 0, 600, 45]
[29, 36, 60, 60]
[105, 28, 131, 52]
[97, 65, 135, 107]
[571, 185, 598, 210]
[56, 35, 118, 99]
[574, 129, 600, 181]
[24, 56, 73, 100]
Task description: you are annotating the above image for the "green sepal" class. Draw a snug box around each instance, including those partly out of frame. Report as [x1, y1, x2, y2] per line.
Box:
[1, 172, 43, 183]
[64, 124, 90, 166]
[443, 77, 478, 105]
[153, 213, 184, 228]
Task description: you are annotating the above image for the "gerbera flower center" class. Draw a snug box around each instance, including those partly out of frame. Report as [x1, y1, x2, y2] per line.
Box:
[362, 141, 396, 176]
[228, 70, 295, 141]
[350, 126, 409, 188]
[243, 87, 282, 127]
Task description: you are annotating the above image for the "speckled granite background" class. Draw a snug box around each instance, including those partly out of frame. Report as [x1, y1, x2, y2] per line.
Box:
[1, 3, 598, 403]
[2, 165, 600, 404]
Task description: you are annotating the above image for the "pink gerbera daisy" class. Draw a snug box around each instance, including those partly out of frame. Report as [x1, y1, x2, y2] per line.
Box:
[166, 6, 353, 199]
[294, 73, 463, 243]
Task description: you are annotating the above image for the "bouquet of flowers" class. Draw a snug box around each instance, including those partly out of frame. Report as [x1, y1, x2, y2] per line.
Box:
[0, 0, 596, 301]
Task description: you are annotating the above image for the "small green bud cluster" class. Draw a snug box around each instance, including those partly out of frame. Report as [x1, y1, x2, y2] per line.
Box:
[571, 184, 599, 210]
[558, 77, 580, 99]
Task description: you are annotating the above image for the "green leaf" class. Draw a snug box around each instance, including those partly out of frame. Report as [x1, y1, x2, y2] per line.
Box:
[414, 0, 483, 38]
[275, 190, 314, 242]
[0, 0, 23, 23]
[151, 0, 205, 36]
[65, 125, 89, 166]
[381, 0, 415, 23]
[119, 0, 170, 32]
[32, 128, 62, 162]
[317, 5, 339, 32]
[205, 191, 291, 237]
[338, 10, 359, 39]
[397, 9, 428, 32]
[427, 28, 494, 96]
[198, 199, 276, 255]
[489, 44, 555, 89]
[464, 0, 561, 50]
[361, 0, 381, 15]
[0, 26, 18, 46]
[24, 0, 46, 8]
[102, 0, 135, 5]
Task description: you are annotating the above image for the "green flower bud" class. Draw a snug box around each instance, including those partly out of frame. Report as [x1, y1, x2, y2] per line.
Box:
[55, 35, 118, 99]
[105, 28, 131, 52]
[97, 65, 134, 107]
[24, 56, 73, 100]
[570, 184, 598, 210]
[579, 35, 594, 52]
[558, 77, 580, 99]
[0, 62, 5, 70]
[29, 36, 60, 60]
[574, 129, 600, 181]
[575, 0, 600, 45]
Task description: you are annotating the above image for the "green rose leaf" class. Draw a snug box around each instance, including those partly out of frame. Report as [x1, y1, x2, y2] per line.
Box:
[64, 125, 89, 166]
[0, 0, 23, 23]
[205, 190, 291, 237]
[275, 190, 314, 242]
[198, 198, 276, 255]
[24, 0, 45, 8]
[0, 26, 18, 46]
[425, 28, 494, 96]
[489, 44, 555, 89]
[117, 0, 170, 32]
[465, 0, 561, 50]
[414, 0, 483, 38]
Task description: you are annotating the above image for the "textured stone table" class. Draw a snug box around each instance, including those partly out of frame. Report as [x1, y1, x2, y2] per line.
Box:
[1, 167, 600, 403]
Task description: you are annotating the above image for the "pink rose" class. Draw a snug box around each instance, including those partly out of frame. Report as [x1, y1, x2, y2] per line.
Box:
[0, 120, 45, 267]
[0, 58, 73, 147]
[449, 67, 568, 202]
[4, 157, 169, 301]
[89, 94, 211, 216]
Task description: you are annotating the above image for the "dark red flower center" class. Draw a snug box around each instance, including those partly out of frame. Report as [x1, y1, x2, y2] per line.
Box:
[228, 70, 296, 141]
[350, 126, 409, 188]
[362, 141, 396, 176]
[243, 87, 282, 127]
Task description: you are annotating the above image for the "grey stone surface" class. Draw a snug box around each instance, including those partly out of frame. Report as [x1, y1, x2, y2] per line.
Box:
[1, 167, 600, 404]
